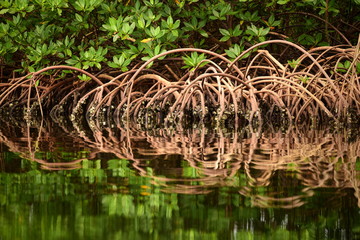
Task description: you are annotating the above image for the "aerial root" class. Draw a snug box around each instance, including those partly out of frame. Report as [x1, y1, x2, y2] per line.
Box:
[1, 40, 359, 127]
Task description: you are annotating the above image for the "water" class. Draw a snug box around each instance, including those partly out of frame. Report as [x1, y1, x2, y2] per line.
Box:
[0, 119, 359, 240]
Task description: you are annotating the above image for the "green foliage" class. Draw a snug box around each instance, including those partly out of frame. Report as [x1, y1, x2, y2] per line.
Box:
[0, 149, 360, 239]
[298, 33, 328, 47]
[299, 76, 310, 84]
[66, 46, 108, 70]
[209, 2, 233, 21]
[219, 25, 242, 42]
[0, 0, 359, 74]
[245, 24, 271, 42]
[287, 59, 301, 69]
[182, 52, 208, 71]
[183, 16, 208, 38]
[225, 43, 251, 61]
[336, 60, 360, 74]
[107, 53, 132, 71]
[141, 44, 166, 68]
[264, 14, 281, 29]
[337, 60, 352, 73]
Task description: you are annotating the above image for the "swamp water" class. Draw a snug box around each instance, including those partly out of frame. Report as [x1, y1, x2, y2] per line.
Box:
[0, 118, 360, 240]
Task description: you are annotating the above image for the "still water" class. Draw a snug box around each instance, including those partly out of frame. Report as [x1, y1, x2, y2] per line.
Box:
[0, 118, 359, 240]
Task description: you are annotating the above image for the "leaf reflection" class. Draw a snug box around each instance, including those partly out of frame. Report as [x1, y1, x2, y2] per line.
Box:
[0, 117, 359, 210]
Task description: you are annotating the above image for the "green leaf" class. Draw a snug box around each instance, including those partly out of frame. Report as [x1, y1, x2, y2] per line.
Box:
[212, 10, 219, 18]
[107, 62, 118, 68]
[173, 20, 180, 29]
[138, 16, 145, 29]
[336, 62, 346, 72]
[344, 60, 351, 69]
[277, 0, 289, 4]
[0, 9, 9, 14]
[198, 30, 208, 38]
[269, 14, 275, 25]
[220, 35, 230, 42]
[225, 44, 243, 60]
[28, 66, 35, 73]
[288, 59, 300, 69]
[65, 58, 79, 65]
[315, 33, 323, 43]
[219, 28, 230, 36]
[95, 62, 101, 69]
[78, 73, 91, 81]
[233, 25, 242, 36]
[182, 52, 208, 70]
[75, 13, 83, 22]
[299, 76, 309, 84]
[167, 16, 173, 26]
[171, 30, 178, 37]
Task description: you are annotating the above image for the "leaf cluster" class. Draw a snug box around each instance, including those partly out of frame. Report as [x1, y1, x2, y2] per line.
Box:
[0, 0, 359, 74]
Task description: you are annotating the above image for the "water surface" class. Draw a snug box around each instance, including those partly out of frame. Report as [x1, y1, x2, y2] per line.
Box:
[0, 119, 359, 239]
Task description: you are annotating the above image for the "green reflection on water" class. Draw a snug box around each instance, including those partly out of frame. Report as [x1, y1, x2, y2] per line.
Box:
[0, 157, 359, 240]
